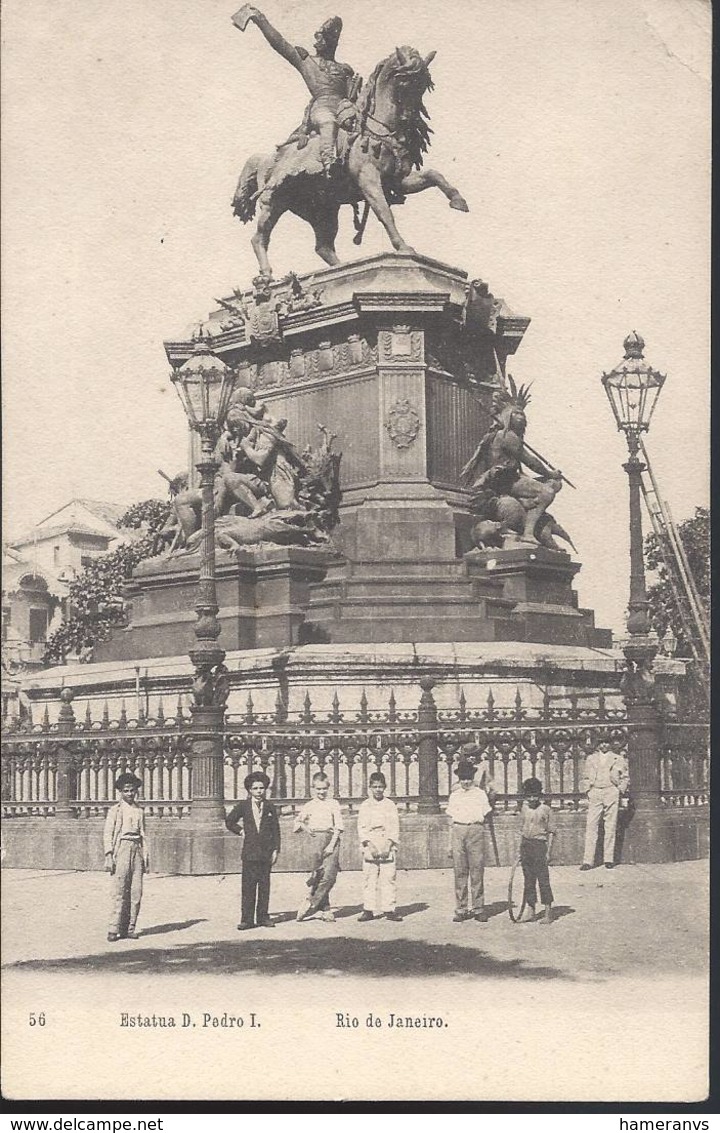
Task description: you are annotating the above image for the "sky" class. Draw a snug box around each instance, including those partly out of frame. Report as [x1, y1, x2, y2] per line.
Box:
[1, 0, 710, 635]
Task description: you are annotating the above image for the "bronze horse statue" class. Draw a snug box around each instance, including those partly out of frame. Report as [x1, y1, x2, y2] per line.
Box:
[233, 45, 468, 278]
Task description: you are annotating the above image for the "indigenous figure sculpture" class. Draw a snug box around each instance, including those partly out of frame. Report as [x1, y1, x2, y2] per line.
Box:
[157, 393, 342, 556]
[463, 378, 573, 550]
[231, 7, 468, 277]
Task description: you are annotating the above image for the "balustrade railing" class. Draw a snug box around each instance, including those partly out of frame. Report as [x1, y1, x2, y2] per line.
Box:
[1, 683, 708, 818]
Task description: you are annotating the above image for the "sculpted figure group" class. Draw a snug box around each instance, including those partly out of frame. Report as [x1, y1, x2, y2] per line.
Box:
[158, 391, 341, 556]
[463, 378, 576, 553]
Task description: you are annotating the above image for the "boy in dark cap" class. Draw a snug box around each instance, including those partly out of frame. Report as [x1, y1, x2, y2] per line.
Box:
[518, 777, 555, 924]
[103, 772, 149, 942]
[446, 759, 493, 923]
[226, 771, 281, 930]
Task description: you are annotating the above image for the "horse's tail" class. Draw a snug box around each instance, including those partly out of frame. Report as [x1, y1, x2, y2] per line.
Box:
[232, 154, 263, 223]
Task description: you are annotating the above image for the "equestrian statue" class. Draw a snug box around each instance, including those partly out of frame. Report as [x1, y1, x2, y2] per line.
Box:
[231, 5, 469, 277]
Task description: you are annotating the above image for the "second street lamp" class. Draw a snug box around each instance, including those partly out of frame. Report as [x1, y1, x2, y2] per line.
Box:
[171, 335, 238, 824]
[601, 331, 666, 808]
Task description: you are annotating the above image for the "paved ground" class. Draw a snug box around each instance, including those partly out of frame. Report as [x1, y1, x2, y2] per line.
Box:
[1, 861, 709, 1103]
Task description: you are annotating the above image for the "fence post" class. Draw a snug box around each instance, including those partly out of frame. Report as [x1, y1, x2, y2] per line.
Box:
[417, 677, 440, 814]
[55, 688, 78, 819]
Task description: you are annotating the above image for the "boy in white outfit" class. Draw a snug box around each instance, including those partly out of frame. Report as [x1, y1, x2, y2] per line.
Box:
[357, 772, 402, 922]
[103, 772, 149, 941]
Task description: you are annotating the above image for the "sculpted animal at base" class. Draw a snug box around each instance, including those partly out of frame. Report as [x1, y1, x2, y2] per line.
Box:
[233, 9, 468, 277]
[470, 506, 576, 553]
[183, 510, 328, 552]
[298, 424, 342, 533]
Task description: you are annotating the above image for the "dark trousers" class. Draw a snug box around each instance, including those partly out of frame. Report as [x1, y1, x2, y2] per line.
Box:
[520, 837, 553, 906]
[241, 859, 272, 926]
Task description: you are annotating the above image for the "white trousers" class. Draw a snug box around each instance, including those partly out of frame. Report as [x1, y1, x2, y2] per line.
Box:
[362, 858, 397, 914]
[583, 786, 620, 865]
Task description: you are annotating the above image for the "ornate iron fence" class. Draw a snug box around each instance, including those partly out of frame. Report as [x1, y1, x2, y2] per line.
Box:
[1, 681, 707, 818]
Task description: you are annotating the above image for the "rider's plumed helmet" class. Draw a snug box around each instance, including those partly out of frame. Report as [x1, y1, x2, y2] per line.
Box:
[316, 16, 342, 52]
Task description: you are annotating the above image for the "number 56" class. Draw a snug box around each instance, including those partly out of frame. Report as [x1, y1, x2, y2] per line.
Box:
[29, 1013, 46, 1027]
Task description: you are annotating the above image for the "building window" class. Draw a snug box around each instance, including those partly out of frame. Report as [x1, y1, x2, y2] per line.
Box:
[29, 608, 49, 644]
[80, 555, 93, 569]
[53, 546, 61, 566]
[1, 607, 10, 642]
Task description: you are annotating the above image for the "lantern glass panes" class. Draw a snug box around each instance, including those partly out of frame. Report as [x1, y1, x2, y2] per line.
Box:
[171, 340, 237, 431]
[601, 334, 665, 437]
[602, 365, 665, 434]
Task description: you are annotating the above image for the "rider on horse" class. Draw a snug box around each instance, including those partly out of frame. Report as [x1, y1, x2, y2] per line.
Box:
[236, 7, 361, 175]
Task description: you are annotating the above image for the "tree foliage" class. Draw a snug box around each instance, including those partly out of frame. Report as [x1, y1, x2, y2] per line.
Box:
[43, 498, 173, 665]
[645, 506, 709, 657]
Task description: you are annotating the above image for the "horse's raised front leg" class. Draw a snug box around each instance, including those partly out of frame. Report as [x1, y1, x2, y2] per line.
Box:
[353, 161, 416, 254]
[399, 169, 469, 212]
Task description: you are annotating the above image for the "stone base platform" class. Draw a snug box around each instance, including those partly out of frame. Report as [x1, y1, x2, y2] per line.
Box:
[1, 807, 708, 874]
[305, 543, 611, 648]
[25, 639, 686, 723]
[95, 545, 339, 663]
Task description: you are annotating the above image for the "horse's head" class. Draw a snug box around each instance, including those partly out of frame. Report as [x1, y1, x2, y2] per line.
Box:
[364, 46, 436, 168]
[380, 44, 435, 100]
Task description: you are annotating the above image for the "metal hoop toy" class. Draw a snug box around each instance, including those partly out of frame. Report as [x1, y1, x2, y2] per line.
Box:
[507, 857, 527, 923]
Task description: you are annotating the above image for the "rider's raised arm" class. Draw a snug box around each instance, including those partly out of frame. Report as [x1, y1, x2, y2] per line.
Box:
[235, 6, 304, 71]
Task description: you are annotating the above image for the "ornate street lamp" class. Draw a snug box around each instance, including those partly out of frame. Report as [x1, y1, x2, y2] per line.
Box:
[601, 331, 666, 807]
[602, 331, 665, 635]
[171, 335, 238, 821]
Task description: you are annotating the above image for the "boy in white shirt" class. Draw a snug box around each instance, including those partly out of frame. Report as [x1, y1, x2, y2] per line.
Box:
[357, 772, 402, 922]
[103, 773, 149, 942]
[294, 771, 344, 922]
[446, 759, 492, 923]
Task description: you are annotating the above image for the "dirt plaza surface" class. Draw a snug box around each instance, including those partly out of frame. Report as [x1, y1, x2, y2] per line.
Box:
[1, 861, 709, 1102]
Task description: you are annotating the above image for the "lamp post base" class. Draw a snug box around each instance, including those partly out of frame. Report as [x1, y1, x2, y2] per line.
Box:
[189, 702, 227, 826]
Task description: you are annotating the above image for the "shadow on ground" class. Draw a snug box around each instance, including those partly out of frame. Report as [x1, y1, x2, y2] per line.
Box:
[3, 937, 571, 980]
[138, 919, 207, 937]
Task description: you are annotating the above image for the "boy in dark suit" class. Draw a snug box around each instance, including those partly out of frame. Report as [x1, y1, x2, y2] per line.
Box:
[225, 771, 281, 930]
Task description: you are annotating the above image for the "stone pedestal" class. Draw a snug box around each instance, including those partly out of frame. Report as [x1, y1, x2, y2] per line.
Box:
[464, 546, 613, 648]
[94, 546, 338, 662]
[166, 253, 608, 649]
[98, 253, 607, 661]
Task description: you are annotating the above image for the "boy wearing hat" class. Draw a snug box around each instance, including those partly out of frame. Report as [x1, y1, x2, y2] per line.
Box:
[446, 760, 493, 923]
[357, 772, 402, 922]
[518, 777, 555, 924]
[104, 773, 149, 942]
[226, 772, 281, 930]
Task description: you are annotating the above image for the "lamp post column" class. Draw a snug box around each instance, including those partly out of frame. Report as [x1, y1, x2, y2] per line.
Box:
[624, 436, 650, 637]
[188, 426, 228, 827]
[622, 435, 662, 808]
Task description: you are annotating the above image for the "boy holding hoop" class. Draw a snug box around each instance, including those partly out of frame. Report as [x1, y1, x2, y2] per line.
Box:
[517, 776, 555, 924]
